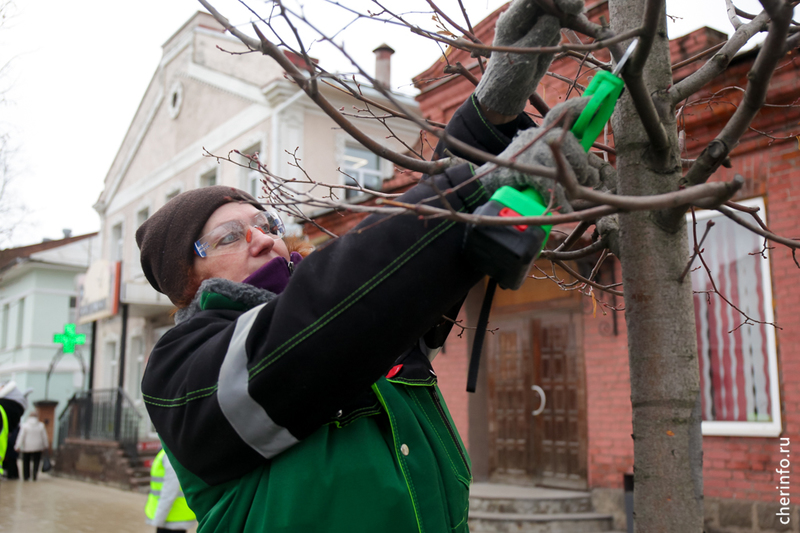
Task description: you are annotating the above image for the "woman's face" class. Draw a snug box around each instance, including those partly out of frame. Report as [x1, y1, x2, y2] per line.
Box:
[193, 202, 290, 282]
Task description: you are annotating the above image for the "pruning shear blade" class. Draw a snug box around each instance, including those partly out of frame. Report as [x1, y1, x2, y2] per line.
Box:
[612, 39, 639, 77]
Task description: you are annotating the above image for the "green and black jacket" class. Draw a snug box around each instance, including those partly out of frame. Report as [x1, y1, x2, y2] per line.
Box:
[141, 95, 532, 533]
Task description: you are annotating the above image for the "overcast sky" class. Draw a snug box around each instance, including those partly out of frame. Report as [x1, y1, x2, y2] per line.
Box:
[0, 0, 778, 247]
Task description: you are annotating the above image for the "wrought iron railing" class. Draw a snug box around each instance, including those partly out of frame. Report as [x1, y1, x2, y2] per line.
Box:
[57, 388, 142, 460]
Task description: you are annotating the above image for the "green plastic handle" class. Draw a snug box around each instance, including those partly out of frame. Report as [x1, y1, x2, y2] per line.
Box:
[570, 71, 625, 152]
[490, 186, 553, 239]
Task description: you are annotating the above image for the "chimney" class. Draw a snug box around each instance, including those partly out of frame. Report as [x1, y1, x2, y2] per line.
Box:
[62, 228, 73, 239]
[373, 44, 395, 89]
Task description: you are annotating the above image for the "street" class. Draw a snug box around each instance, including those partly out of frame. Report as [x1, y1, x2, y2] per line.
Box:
[0, 474, 197, 532]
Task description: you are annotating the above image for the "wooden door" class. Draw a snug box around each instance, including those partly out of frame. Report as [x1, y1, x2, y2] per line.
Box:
[486, 318, 533, 482]
[533, 313, 587, 488]
[487, 311, 586, 488]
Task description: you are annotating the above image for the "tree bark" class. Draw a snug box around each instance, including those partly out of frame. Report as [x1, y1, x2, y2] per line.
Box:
[609, 1, 703, 531]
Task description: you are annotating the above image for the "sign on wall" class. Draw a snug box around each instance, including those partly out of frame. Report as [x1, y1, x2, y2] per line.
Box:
[76, 260, 121, 324]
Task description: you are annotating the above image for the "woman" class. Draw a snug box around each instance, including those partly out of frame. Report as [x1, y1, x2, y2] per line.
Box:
[138, 164, 486, 532]
[136, 0, 597, 519]
[15, 412, 48, 481]
[135, 88, 594, 531]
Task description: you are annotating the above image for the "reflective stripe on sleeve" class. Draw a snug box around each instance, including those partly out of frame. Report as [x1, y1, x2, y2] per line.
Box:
[217, 303, 299, 459]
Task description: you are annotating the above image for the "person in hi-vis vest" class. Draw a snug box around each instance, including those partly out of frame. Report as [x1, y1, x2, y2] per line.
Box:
[145, 449, 197, 533]
[0, 381, 31, 479]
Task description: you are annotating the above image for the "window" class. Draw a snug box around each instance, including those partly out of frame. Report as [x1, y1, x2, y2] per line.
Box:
[129, 336, 144, 400]
[136, 207, 149, 227]
[241, 145, 262, 198]
[343, 145, 382, 200]
[105, 341, 118, 389]
[200, 169, 217, 188]
[111, 222, 124, 262]
[131, 208, 150, 277]
[15, 297, 24, 347]
[690, 197, 780, 436]
[1, 303, 8, 349]
[167, 81, 183, 119]
[165, 188, 180, 202]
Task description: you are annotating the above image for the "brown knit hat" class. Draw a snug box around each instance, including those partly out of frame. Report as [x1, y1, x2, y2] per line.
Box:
[136, 186, 264, 305]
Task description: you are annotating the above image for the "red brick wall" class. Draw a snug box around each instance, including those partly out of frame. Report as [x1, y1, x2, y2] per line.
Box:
[582, 259, 633, 489]
[677, 38, 800, 499]
[436, 307, 472, 450]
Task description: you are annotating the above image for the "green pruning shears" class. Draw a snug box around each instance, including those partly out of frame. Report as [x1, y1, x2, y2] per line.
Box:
[571, 39, 639, 152]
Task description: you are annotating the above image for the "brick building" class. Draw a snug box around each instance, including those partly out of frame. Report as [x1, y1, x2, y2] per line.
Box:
[307, 2, 800, 530]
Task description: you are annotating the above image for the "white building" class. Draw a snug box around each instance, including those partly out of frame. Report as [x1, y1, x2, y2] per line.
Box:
[0, 232, 99, 435]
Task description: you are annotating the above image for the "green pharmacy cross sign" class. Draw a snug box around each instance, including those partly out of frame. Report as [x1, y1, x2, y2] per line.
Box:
[53, 323, 86, 354]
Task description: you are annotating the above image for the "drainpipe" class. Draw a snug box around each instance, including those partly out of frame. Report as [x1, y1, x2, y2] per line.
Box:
[114, 303, 129, 441]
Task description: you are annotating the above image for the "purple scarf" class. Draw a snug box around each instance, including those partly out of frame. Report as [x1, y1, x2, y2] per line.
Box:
[242, 252, 304, 295]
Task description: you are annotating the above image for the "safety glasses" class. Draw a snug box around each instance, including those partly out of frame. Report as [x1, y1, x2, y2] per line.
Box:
[194, 208, 286, 258]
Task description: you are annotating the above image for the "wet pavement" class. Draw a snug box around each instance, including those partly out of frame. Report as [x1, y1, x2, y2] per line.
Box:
[0, 474, 197, 532]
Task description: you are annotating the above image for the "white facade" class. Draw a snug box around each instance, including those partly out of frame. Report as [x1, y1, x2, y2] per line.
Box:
[91, 12, 421, 438]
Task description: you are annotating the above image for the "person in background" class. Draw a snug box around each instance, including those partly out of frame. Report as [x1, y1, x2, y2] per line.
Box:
[15, 412, 48, 481]
[145, 449, 197, 533]
[2, 426, 20, 479]
[0, 381, 31, 480]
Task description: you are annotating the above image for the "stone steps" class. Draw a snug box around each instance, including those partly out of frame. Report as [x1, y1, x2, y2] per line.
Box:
[469, 483, 616, 533]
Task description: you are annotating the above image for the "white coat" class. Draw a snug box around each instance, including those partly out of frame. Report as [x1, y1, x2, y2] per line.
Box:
[15, 415, 48, 452]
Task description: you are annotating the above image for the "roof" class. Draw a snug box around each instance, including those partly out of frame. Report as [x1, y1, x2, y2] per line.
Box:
[0, 233, 98, 272]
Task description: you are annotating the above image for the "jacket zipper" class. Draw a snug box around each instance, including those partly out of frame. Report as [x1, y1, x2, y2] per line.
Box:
[428, 387, 469, 472]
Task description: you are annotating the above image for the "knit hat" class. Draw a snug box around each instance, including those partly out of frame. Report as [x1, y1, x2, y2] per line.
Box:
[136, 186, 264, 305]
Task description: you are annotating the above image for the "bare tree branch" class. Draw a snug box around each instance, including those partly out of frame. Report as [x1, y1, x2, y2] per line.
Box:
[671, 41, 727, 72]
[444, 27, 643, 57]
[443, 62, 479, 86]
[542, 237, 607, 260]
[725, 0, 745, 30]
[716, 204, 800, 251]
[670, 11, 769, 105]
[424, 0, 481, 45]
[627, 0, 663, 74]
[549, 140, 744, 211]
[682, 5, 792, 187]
[553, 258, 624, 296]
[554, 220, 591, 251]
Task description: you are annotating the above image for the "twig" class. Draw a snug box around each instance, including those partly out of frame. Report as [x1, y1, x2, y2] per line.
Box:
[542, 238, 607, 260]
[671, 41, 727, 72]
[443, 62, 480, 86]
[553, 258, 624, 297]
[419, 27, 643, 58]
[321, 80, 446, 128]
[679, 211, 714, 282]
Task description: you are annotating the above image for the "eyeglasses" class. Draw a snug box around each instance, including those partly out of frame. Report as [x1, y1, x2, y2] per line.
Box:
[194, 209, 286, 258]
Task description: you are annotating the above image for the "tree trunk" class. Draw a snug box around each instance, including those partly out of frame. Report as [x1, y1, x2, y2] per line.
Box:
[609, 1, 704, 531]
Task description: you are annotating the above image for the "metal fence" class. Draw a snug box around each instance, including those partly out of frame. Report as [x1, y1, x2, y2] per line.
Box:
[57, 388, 142, 460]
